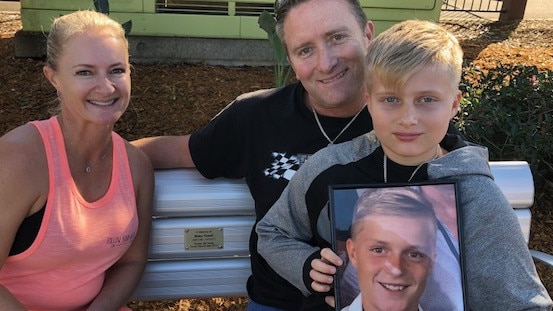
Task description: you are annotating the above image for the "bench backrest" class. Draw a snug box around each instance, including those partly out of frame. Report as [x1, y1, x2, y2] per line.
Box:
[131, 161, 534, 301]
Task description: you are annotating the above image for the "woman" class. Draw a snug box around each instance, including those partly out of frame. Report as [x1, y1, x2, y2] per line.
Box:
[0, 10, 154, 310]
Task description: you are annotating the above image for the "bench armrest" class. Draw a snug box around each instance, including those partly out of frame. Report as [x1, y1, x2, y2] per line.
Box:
[531, 250, 553, 267]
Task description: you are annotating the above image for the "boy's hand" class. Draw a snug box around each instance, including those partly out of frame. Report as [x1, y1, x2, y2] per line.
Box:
[309, 248, 343, 293]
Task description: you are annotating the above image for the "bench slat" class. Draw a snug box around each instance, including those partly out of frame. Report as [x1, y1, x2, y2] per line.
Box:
[153, 169, 254, 217]
[131, 257, 250, 300]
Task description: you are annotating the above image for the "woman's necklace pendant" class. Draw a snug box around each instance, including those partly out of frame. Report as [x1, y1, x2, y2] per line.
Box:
[83, 145, 111, 174]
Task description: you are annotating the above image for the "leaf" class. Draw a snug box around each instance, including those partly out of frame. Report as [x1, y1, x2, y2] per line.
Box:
[93, 0, 110, 14]
[258, 11, 276, 36]
[122, 20, 132, 35]
[258, 10, 289, 87]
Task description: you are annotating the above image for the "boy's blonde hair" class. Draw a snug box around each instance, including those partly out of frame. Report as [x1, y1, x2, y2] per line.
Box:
[365, 19, 463, 92]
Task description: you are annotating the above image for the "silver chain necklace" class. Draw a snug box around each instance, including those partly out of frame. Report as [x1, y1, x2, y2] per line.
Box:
[312, 103, 366, 145]
[383, 147, 441, 183]
[59, 117, 111, 174]
[85, 146, 111, 173]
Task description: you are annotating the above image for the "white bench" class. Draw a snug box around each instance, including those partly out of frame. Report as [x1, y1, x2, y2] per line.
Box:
[130, 161, 550, 301]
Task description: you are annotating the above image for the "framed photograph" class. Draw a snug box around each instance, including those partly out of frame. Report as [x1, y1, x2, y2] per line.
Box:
[329, 181, 467, 311]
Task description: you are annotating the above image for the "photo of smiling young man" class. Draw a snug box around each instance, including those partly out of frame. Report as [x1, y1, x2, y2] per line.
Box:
[342, 186, 437, 311]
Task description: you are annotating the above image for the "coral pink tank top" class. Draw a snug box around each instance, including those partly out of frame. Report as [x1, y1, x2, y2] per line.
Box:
[0, 117, 138, 311]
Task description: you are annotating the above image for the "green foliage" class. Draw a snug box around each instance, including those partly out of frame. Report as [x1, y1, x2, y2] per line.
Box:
[93, 0, 132, 35]
[457, 64, 553, 191]
[120, 20, 132, 35]
[258, 11, 291, 88]
[93, 0, 109, 14]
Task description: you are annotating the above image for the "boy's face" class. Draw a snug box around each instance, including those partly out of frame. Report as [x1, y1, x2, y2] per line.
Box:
[346, 215, 436, 311]
[366, 67, 461, 165]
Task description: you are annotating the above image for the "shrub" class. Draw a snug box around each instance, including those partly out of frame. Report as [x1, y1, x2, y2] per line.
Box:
[457, 64, 553, 192]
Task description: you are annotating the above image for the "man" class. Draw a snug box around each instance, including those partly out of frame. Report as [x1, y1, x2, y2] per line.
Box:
[133, 1, 373, 309]
[134, 1, 470, 309]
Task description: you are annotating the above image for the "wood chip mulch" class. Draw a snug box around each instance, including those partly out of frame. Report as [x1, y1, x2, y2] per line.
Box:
[1, 11, 552, 310]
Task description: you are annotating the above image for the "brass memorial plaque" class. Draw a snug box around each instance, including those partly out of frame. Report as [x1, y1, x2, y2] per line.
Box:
[184, 227, 224, 250]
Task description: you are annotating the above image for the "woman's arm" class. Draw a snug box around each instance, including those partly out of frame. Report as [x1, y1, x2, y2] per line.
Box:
[0, 125, 48, 309]
[0, 288, 26, 310]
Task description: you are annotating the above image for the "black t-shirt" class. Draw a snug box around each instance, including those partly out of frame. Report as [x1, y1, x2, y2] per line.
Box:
[189, 82, 373, 310]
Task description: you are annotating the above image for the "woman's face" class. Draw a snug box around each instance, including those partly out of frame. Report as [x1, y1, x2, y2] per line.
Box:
[44, 27, 130, 126]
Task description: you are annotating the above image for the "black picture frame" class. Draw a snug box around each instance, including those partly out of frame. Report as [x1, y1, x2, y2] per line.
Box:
[329, 181, 467, 311]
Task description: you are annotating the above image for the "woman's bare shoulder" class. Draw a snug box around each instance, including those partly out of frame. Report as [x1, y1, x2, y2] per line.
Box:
[0, 123, 45, 169]
[0, 123, 48, 216]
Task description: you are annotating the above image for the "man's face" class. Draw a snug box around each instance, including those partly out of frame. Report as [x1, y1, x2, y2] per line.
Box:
[283, 0, 373, 115]
[347, 215, 436, 311]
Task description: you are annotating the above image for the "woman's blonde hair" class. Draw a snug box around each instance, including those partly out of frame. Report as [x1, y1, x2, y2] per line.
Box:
[46, 10, 127, 70]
